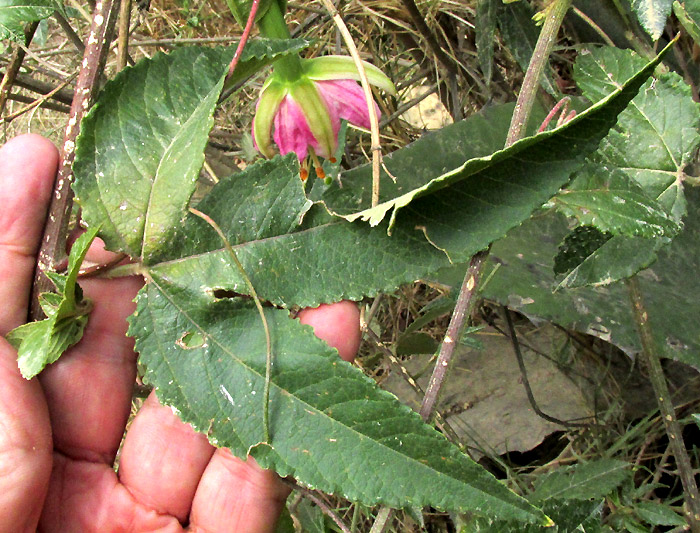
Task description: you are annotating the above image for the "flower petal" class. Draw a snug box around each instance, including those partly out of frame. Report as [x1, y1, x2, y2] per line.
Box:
[272, 95, 318, 160]
[252, 81, 287, 158]
[316, 79, 380, 130]
[289, 79, 340, 159]
[303, 55, 397, 95]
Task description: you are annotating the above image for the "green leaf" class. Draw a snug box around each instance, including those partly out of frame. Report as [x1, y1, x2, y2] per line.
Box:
[477, 185, 700, 369]
[463, 499, 604, 532]
[314, 41, 673, 264]
[530, 459, 631, 502]
[0, 0, 54, 41]
[130, 285, 548, 523]
[552, 168, 681, 239]
[556, 234, 662, 289]
[6, 227, 99, 379]
[225, 0, 281, 27]
[634, 501, 687, 526]
[630, 0, 673, 39]
[674, 0, 700, 44]
[74, 47, 234, 264]
[475, 0, 498, 89]
[550, 45, 700, 287]
[574, 46, 700, 222]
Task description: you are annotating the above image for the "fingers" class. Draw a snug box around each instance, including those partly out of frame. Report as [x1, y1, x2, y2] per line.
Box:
[0, 134, 57, 531]
[0, 134, 58, 335]
[118, 393, 215, 522]
[298, 301, 362, 362]
[0, 339, 52, 532]
[39, 275, 143, 463]
[189, 452, 290, 533]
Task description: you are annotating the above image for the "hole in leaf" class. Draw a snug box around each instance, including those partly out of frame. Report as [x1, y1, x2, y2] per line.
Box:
[176, 331, 205, 349]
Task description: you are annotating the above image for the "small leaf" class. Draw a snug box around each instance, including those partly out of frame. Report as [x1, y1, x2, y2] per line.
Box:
[530, 459, 631, 502]
[553, 226, 612, 276]
[6, 227, 99, 379]
[634, 501, 687, 526]
[0, 0, 54, 42]
[556, 235, 661, 289]
[630, 0, 673, 40]
[553, 168, 681, 239]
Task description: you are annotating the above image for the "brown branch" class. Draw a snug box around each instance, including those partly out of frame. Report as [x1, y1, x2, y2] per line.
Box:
[2, 92, 70, 114]
[7, 71, 75, 106]
[419, 250, 487, 421]
[2, 74, 76, 123]
[54, 10, 86, 53]
[0, 21, 39, 115]
[30, 0, 121, 321]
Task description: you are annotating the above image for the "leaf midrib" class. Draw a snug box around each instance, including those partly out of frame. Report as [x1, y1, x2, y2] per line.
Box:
[139, 65, 223, 260]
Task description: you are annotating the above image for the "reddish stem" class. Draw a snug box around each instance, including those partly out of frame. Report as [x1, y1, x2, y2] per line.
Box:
[227, 0, 261, 78]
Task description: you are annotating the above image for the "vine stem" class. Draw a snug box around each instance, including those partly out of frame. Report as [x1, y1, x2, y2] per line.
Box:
[30, 0, 120, 321]
[627, 277, 700, 530]
[318, 0, 382, 207]
[189, 208, 274, 445]
[506, 0, 572, 146]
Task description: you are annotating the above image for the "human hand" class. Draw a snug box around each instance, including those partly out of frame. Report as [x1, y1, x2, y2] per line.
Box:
[0, 134, 361, 532]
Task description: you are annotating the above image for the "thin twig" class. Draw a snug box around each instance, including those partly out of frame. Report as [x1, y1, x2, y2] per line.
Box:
[506, 0, 572, 146]
[30, 0, 121, 321]
[6, 70, 74, 105]
[502, 306, 595, 428]
[0, 21, 39, 115]
[2, 73, 77, 123]
[2, 92, 70, 113]
[627, 277, 700, 530]
[362, 327, 466, 448]
[368, 505, 393, 533]
[54, 10, 86, 52]
[117, 0, 132, 70]
[189, 208, 274, 445]
[318, 0, 382, 207]
[281, 478, 352, 533]
[399, 0, 459, 78]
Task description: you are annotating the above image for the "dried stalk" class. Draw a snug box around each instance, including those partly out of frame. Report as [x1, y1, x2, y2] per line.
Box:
[30, 0, 121, 321]
[318, 0, 382, 207]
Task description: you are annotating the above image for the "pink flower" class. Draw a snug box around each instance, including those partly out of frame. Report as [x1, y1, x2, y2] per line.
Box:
[252, 56, 395, 168]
